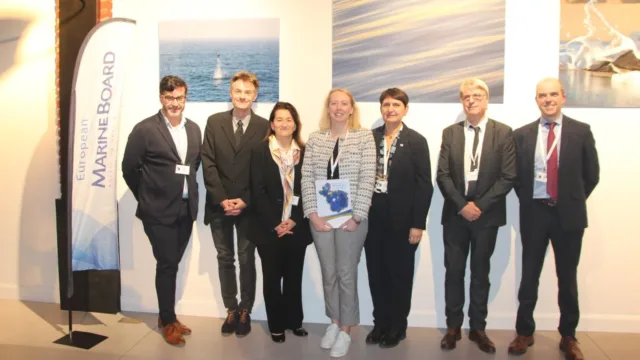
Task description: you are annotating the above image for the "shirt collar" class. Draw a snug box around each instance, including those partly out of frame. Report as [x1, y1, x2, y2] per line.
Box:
[540, 114, 563, 127]
[233, 113, 251, 126]
[465, 116, 488, 131]
[162, 111, 186, 130]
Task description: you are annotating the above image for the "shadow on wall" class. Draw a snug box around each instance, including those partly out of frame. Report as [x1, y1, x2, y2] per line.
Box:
[0, 17, 31, 78]
[16, 30, 60, 316]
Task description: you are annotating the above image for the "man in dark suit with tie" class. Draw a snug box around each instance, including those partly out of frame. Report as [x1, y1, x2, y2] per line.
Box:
[201, 71, 269, 337]
[508, 78, 599, 360]
[436, 78, 516, 354]
[122, 75, 202, 346]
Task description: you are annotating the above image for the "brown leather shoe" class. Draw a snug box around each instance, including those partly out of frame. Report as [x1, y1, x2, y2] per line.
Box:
[560, 336, 585, 360]
[157, 317, 192, 335]
[508, 335, 534, 355]
[162, 323, 185, 346]
[440, 328, 461, 350]
[469, 330, 496, 354]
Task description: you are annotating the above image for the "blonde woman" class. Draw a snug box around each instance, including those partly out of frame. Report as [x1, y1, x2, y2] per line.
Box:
[301, 88, 376, 358]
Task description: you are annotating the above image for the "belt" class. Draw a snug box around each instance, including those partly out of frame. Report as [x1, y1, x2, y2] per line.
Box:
[535, 199, 556, 207]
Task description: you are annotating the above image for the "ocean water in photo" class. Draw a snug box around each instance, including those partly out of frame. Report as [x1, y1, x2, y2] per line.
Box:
[159, 39, 279, 102]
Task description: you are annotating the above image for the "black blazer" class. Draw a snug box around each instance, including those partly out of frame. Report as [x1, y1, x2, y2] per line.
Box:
[514, 115, 599, 231]
[372, 124, 433, 230]
[201, 109, 269, 224]
[436, 118, 516, 227]
[247, 141, 311, 245]
[121, 111, 202, 225]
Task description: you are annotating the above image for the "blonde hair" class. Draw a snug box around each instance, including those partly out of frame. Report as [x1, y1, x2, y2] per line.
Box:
[230, 71, 259, 90]
[318, 88, 362, 130]
[459, 78, 489, 100]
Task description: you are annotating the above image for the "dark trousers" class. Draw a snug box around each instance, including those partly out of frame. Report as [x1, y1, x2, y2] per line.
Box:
[209, 211, 256, 312]
[365, 193, 418, 332]
[443, 217, 498, 331]
[516, 201, 583, 337]
[142, 200, 193, 326]
[257, 239, 307, 334]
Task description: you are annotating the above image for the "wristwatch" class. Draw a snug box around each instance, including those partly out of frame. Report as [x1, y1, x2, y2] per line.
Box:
[352, 216, 361, 224]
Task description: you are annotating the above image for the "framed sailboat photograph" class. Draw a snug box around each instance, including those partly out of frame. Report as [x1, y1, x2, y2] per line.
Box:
[158, 18, 280, 102]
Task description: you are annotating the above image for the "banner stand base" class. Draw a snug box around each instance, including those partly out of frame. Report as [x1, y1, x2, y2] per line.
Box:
[53, 308, 107, 350]
[53, 331, 108, 350]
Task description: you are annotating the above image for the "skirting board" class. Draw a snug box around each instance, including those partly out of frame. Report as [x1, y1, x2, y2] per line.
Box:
[119, 296, 640, 334]
[2, 285, 638, 334]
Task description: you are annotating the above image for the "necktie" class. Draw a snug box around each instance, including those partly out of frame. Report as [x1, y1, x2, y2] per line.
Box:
[470, 126, 480, 172]
[467, 126, 480, 199]
[546, 122, 558, 201]
[235, 119, 244, 147]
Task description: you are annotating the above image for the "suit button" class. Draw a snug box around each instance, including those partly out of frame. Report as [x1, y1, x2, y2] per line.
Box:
[277, 199, 283, 203]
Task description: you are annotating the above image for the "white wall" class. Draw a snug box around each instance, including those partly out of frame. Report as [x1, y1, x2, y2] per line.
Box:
[0, 0, 59, 302]
[1, 0, 638, 334]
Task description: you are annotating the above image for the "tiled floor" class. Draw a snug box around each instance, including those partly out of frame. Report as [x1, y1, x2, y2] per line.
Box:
[0, 299, 637, 359]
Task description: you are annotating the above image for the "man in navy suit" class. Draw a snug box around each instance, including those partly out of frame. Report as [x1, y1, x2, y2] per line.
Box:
[122, 75, 202, 346]
[508, 78, 599, 360]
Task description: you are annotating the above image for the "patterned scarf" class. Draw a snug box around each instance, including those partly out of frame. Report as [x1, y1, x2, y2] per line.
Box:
[268, 135, 301, 221]
[376, 125, 403, 180]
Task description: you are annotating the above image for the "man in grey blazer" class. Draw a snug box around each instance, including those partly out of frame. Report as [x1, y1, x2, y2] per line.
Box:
[436, 78, 516, 354]
[201, 71, 269, 337]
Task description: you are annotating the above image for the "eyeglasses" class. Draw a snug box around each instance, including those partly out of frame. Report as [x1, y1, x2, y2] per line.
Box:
[461, 93, 486, 102]
[163, 95, 186, 103]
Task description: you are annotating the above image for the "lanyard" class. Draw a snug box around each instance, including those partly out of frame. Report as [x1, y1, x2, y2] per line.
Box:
[538, 124, 560, 170]
[466, 127, 481, 169]
[382, 130, 400, 178]
[330, 131, 348, 178]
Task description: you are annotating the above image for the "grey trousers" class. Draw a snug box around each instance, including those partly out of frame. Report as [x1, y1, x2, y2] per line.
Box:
[311, 220, 368, 327]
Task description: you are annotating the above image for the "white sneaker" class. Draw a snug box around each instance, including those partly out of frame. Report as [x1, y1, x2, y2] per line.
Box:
[320, 323, 340, 349]
[330, 331, 351, 358]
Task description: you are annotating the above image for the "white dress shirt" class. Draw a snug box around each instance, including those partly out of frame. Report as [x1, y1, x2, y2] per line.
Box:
[163, 113, 189, 199]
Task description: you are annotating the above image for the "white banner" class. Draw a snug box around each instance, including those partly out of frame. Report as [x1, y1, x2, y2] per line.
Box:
[70, 18, 136, 271]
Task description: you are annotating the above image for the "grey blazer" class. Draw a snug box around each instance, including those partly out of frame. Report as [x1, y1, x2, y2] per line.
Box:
[301, 128, 376, 219]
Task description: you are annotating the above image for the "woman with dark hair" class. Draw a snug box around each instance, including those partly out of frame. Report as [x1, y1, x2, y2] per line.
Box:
[248, 102, 311, 343]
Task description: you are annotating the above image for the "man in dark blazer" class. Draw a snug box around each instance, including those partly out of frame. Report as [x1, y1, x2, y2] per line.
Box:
[122, 75, 202, 346]
[201, 71, 269, 337]
[436, 78, 516, 354]
[365, 88, 433, 349]
[508, 78, 599, 360]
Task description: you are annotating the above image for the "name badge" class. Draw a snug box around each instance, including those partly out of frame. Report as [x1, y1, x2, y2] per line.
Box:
[467, 169, 479, 182]
[374, 179, 388, 193]
[292, 196, 300, 206]
[535, 170, 547, 183]
[175, 164, 190, 175]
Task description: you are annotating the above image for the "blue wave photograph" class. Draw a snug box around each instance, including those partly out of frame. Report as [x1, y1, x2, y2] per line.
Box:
[332, 0, 505, 103]
[159, 19, 280, 103]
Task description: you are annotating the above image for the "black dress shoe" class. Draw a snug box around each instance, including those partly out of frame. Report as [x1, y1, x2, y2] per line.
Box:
[469, 330, 496, 354]
[379, 331, 406, 348]
[271, 333, 285, 343]
[365, 326, 386, 345]
[290, 328, 308, 337]
[440, 328, 461, 350]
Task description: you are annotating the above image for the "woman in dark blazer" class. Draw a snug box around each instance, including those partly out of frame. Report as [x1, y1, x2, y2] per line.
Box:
[248, 102, 312, 343]
[364, 88, 433, 348]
